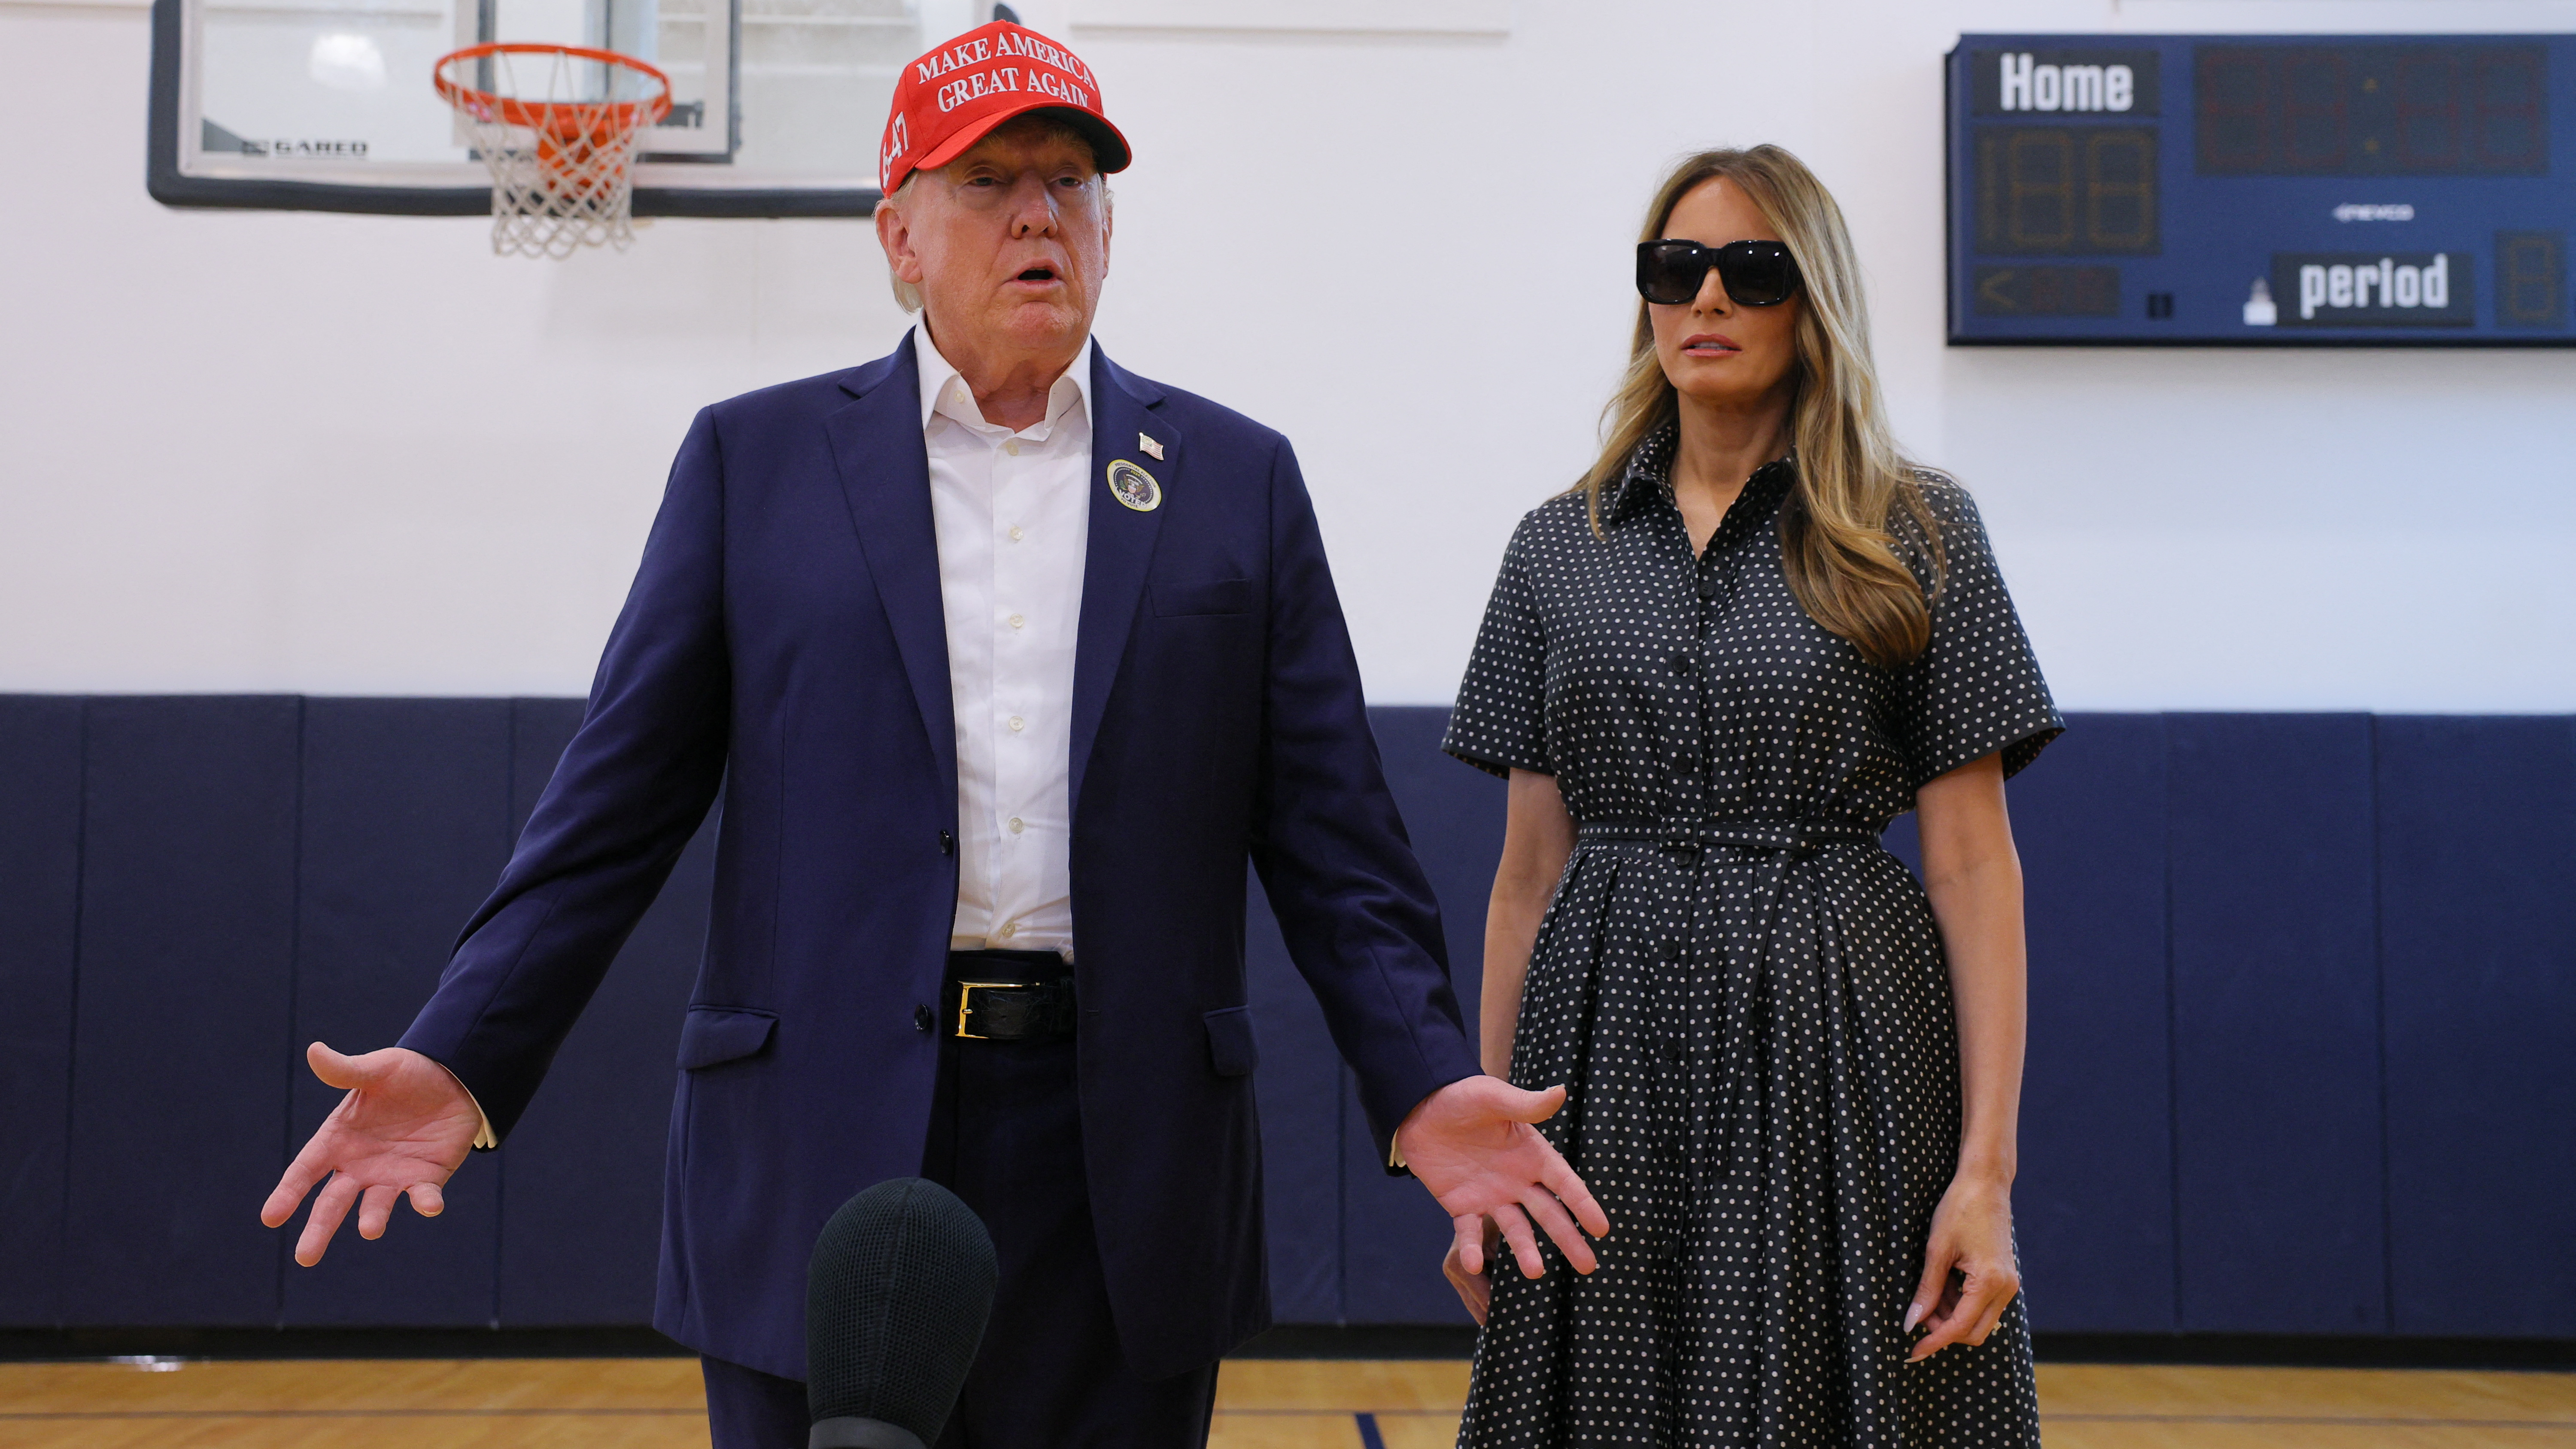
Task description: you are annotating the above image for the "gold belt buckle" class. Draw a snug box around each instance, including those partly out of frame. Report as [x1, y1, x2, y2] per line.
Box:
[954, 981, 1017, 1039]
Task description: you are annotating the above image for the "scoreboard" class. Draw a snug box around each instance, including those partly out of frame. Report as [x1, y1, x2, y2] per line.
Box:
[1945, 34, 2572, 345]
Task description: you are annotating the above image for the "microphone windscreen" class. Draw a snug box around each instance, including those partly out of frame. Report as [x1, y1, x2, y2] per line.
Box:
[805, 1177, 998, 1446]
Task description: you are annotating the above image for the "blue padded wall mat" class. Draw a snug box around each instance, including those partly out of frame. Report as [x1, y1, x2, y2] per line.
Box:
[280, 698, 513, 1326]
[9, 698, 2576, 1340]
[2377, 716, 2576, 1338]
[1244, 881, 1340, 1323]
[65, 697, 302, 1325]
[2167, 713, 2385, 1334]
[2011, 715, 2175, 1334]
[0, 697, 82, 1324]
[496, 698, 713, 1325]
[1340, 708, 1500, 1325]
[1341, 1081, 1467, 1324]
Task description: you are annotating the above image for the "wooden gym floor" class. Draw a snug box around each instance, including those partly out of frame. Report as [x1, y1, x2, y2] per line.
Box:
[1, 1356, 2572, 1447]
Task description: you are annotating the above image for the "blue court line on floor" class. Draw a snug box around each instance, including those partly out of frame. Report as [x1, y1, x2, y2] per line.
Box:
[1356, 1410, 1388, 1449]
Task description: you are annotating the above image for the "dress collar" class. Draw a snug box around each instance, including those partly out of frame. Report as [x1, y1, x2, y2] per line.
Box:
[1604, 422, 1798, 529]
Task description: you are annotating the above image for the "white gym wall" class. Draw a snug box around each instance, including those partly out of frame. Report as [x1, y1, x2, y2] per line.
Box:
[1, 0, 2571, 709]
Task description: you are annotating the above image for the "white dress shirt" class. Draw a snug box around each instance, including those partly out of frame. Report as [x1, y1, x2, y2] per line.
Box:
[917, 325, 1093, 958]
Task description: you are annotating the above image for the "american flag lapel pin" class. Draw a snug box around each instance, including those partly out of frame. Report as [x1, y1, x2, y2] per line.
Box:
[1139, 433, 1164, 461]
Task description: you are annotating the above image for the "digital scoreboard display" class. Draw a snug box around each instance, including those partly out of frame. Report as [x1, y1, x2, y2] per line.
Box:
[1947, 34, 2571, 345]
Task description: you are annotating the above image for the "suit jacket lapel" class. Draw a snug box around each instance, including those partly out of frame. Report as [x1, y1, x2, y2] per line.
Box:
[825, 335, 958, 811]
[1070, 346, 1179, 816]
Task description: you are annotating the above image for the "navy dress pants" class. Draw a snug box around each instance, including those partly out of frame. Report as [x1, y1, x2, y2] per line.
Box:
[699, 1030, 1219, 1449]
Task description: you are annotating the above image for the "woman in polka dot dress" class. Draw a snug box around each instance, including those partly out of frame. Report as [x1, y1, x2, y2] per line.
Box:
[1440, 145, 2061, 1446]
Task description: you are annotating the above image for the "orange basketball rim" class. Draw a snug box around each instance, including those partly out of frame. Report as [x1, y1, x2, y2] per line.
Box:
[432, 42, 673, 256]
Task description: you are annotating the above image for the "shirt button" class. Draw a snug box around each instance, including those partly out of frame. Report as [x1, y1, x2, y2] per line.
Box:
[1008, 715, 1026, 732]
[1009, 614, 1025, 629]
[1004, 440, 1021, 456]
[1008, 817, 1025, 834]
[998, 921, 1018, 939]
[1009, 526, 1025, 542]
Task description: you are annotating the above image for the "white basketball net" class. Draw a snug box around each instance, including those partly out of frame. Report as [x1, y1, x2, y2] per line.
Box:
[437, 47, 669, 259]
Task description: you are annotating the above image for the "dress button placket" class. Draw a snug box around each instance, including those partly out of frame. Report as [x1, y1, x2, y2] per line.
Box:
[1669, 541, 1710, 835]
[1667, 550, 1707, 849]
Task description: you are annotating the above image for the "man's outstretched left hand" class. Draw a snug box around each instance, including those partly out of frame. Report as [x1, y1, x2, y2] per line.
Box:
[1396, 1075, 1608, 1283]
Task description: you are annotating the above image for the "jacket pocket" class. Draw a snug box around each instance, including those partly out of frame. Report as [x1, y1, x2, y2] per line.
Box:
[1203, 1005, 1259, 1078]
[677, 1005, 778, 1070]
[1152, 577, 1258, 617]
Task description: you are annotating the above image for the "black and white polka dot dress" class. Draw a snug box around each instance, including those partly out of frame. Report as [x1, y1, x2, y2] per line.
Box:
[1444, 428, 2060, 1447]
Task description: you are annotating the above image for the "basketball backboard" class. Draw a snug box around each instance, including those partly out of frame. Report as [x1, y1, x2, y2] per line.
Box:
[149, 0, 1006, 215]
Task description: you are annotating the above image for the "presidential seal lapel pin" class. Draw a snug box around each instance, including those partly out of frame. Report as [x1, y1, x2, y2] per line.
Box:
[1106, 459, 1161, 512]
[1139, 433, 1164, 461]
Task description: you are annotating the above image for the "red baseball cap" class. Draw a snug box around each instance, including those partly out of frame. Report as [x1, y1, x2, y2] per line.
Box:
[878, 21, 1132, 196]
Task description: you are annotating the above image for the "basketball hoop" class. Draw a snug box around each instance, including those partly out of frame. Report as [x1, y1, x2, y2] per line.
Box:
[434, 43, 672, 259]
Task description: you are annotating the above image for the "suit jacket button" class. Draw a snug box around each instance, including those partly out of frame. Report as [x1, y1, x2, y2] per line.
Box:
[914, 1004, 935, 1033]
[938, 829, 954, 856]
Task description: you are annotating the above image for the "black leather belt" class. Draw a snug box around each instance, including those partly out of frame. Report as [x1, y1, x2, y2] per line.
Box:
[946, 949, 1076, 1042]
[1577, 817, 1878, 858]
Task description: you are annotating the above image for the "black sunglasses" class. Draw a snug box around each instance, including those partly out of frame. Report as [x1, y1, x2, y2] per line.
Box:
[1636, 239, 1802, 307]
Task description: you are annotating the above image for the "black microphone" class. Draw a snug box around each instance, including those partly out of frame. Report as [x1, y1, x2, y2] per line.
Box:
[805, 1177, 998, 1449]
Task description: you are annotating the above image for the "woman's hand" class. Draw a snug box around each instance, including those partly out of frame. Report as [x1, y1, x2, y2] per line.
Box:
[1904, 1172, 2020, 1361]
[1911, 753, 2029, 1363]
[1442, 1217, 1505, 1325]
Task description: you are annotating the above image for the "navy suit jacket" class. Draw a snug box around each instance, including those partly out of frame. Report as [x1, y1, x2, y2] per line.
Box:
[399, 336, 1480, 1381]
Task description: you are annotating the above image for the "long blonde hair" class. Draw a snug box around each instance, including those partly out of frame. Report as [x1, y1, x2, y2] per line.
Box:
[1576, 145, 1943, 668]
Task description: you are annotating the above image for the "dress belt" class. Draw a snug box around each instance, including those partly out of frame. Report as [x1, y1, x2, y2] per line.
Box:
[1577, 820, 1877, 986]
[1576, 817, 1878, 857]
[945, 949, 1076, 1042]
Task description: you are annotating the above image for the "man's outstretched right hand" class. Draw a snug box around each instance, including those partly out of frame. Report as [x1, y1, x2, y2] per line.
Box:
[260, 1043, 481, 1266]
[1396, 1075, 1608, 1287]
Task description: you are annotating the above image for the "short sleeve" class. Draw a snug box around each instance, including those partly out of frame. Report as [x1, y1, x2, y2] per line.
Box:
[1893, 479, 2063, 788]
[1443, 518, 1553, 780]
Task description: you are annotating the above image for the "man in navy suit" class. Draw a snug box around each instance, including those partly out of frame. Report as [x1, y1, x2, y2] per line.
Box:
[260, 20, 1606, 1448]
